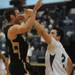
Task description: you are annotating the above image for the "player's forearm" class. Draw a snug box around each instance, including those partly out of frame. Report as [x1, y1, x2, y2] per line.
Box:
[34, 20, 51, 44]
[22, 0, 43, 32]
[33, 0, 43, 11]
[20, 0, 43, 33]
[66, 57, 73, 75]
[20, 13, 35, 33]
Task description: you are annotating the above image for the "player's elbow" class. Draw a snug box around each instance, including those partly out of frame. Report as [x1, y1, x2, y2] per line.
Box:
[7, 31, 15, 40]
[7, 25, 18, 40]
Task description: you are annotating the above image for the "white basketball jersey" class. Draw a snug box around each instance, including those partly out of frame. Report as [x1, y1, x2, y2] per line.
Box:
[45, 38, 68, 75]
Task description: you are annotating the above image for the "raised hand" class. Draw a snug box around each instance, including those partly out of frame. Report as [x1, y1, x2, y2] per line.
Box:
[33, 0, 43, 12]
[24, 0, 43, 17]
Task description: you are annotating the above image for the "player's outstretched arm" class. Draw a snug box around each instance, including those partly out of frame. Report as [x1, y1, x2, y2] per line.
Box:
[7, 11, 36, 40]
[66, 57, 73, 75]
[34, 20, 51, 44]
[7, 0, 43, 40]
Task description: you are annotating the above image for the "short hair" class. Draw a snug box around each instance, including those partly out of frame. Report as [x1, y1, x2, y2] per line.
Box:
[5, 9, 16, 22]
[52, 26, 64, 41]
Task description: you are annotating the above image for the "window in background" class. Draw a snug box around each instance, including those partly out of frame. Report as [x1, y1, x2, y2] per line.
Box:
[0, 0, 13, 9]
[25, 0, 71, 6]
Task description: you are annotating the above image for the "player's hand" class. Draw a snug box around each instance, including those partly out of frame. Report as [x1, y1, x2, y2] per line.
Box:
[33, 0, 43, 11]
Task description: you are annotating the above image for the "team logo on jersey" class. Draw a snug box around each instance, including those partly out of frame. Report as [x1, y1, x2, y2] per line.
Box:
[61, 53, 66, 70]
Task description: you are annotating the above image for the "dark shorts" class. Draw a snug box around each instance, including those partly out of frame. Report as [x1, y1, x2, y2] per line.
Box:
[9, 59, 27, 75]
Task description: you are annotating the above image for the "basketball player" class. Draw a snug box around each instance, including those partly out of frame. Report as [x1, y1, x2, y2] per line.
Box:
[4, 0, 43, 75]
[5, 10, 36, 75]
[34, 21, 73, 75]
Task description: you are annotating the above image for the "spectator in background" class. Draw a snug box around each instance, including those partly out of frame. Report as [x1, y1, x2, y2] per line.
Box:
[0, 30, 6, 53]
[0, 53, 10, 75]
[0, 16, 6, 49]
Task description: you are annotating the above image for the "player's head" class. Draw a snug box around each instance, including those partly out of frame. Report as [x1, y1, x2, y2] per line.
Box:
[6, 8, 24, 24]
[5, 9, 16, 23]
[50, 27, 64, 41]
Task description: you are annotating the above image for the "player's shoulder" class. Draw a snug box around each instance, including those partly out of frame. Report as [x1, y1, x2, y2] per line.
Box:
[7, 24, 20, 40]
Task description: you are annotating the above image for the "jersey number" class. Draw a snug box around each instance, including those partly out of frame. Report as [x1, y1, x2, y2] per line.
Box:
[61, 53, 66, 69]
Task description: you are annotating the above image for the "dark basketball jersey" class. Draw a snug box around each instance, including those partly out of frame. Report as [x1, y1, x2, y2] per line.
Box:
[4, 25, 28, 75]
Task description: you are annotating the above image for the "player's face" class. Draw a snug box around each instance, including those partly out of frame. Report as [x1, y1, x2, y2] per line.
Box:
[15, 9, 20, 16]
[50, 29, 57, 39]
